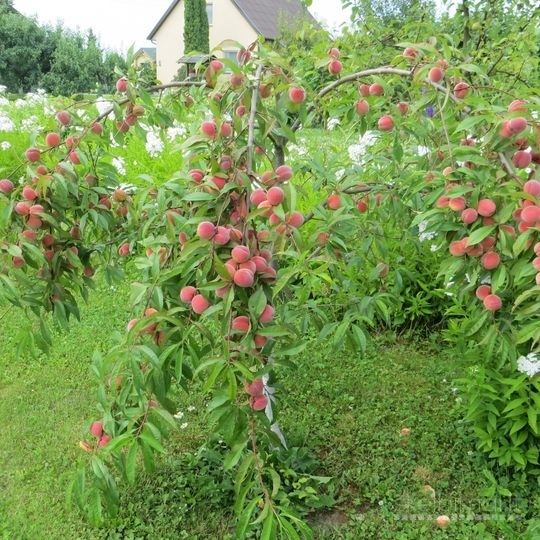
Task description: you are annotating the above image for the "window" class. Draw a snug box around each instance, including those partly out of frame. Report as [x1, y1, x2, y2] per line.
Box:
[223, 50, 238, 63]
[206, 3, 213, 25]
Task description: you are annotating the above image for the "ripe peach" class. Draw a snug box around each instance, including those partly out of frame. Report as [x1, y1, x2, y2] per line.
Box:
[180, 286, 197, 303]
[0, 179, 14, 194]
[266, 186, 285, 206]
[377, 115, 394, 131]
[453, 81, 470, 99]
[428, 67, 444, 83]
[477, 198, 496, 217]
[197, 221, 216, 240]
[448, 196, 466, 212]
[397, 101, 409, 115]
[359, 83, 370, 96]
[508, 117, 527, 134]
[245, 379, 264, 396]
[475, 284, 491, 300]
[327, 193, 342, 210]
[25, 147, 41, 162]
[68, 150, 81, 165]
[213, 226, 231, 245]
[328, 59, 343, 75]
[91, 122, 103, 135]
[250, 188, 267, 206]
[118, 242, 130, 256]
[201, 120, 217, 139]
[259, 304, 275, 324]
[231, 245, 250, 264]
[98, 434, 111, 448]
[116, 77, 128, 92]
[275, 165, 293, 182]
[12, 256, 25, 268]
[22, 185, 37, 200]
[45, 132, 61, 148]
[483, 294, 502, 311]
[26, 215, 42, 229]
[90, 421, 104, 437]
[231, 315, 250, 333]
[328, 47, 340, 59]
[449, 239, 467, 256]
[508, 99, 527, 113]
[233, 268, 255, 288]
[191, 294, 210, 314]
[461, 208, 478, 224]
[524, 180, 540, 197]
[254, 334, 268, 348]
[14, 201, 31, 215]
[369, 83, 384, 96]
[250, 395, 268, 411]
[532, 257, 540, 271]
[355, 99, 369, 115]
[520, 205, 540, 224]
[287, 211, 304, 228]
[512, 150, 532, 169]
[481, 251, 501, 270]
[236, 48, 251, 64]
[402, 47, 417, 59]
[235, 105, 246, 116]
[435, 515, 450, 528]
[55, 110, 71, 126]
[288, 86, 306, 104]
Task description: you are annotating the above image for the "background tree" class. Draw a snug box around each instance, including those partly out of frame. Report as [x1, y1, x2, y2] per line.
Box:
[183, 0, 210, 55]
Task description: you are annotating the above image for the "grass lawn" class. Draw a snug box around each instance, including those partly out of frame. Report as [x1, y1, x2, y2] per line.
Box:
[0, 280, 538, 539]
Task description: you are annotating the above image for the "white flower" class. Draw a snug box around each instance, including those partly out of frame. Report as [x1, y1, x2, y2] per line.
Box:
[0, 85, 6, 93]
[0, 141, 11, 150]
[173, 411, 184, 419]
[166, 123, 187, 140]
[517, 353, 540, 377]
[0, 113, 15, 132]
[327, 117, 340, 130]
[417, 145, 430, 156]
[0, 96, 9, 107]
[145, 130, 164, 157]
[180, 422, 188, 429]
[96, 97, 114, 119]
[14, 99, 26, 108]
[112, 157, 126, 175]
[187, 406, 196, 412]
[348, 131, 376, 162]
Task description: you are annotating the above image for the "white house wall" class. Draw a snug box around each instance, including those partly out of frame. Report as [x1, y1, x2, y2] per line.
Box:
[153, 0, 259, 84]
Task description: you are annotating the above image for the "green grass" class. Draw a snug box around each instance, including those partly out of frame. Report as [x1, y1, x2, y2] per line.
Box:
[0, 282, 538, 539]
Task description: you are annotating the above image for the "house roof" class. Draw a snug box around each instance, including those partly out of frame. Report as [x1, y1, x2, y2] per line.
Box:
[147, 0, 316, 41]
[134, 47, 156, 60]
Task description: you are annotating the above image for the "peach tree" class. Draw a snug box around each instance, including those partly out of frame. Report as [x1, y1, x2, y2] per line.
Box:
[0, 30, 539, 535]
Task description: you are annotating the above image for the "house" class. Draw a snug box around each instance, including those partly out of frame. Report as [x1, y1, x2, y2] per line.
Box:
[133, 47, 157, 69]
[147, 0, 317, 83]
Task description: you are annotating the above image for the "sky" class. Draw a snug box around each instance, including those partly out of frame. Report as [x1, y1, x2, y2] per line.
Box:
[12, 0, 352, 54]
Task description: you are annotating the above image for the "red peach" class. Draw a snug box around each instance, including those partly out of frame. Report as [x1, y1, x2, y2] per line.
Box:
[266, 186, 285, 206]
[369, 83, 384, 96]
[508, 117, 527, 134]
[26, 215, 42, 229]
[328, 59, 343, 75]
[116, 77, 128, 92]
[327, 193, 342, 210]
[220, 122, 232, 138]
[508, 99, 527, 113]
[0, 179, 14, 194]
[14, 201, 31, 215]
[259, 304, 275, 324]
[180, 286, 197, 303]
[245, 379, 264, 396]
[275, 165, 293, 182]
[287, 211, 304, 228]
[461, 208, 478, 224]
[231, 245, 250, 264]
[212, 226, 230, 245]
[475, 284, 491, 300]
[201, 120, 217, 139]
[359, 83, 370, 96]
[402, 47, 417, 59]
[191, 294, 210, 314]
[355, 99, 369, 115]
[397, 101, 409, 115]
[25, 148, 40, 162]
[328, 47, 340, 58]
[520, 205, 540, 224]
[524, 180, 540, 197]
[91, 122, 103, 135]
[250, 188, 267, 206]
[288, 86, 306, 104]
[435, 515, 450, 528]
[254, 334, 268, 348]
[481, 251, 501, 270]
[532, 257, 540, 271]
[512, 150, 532, 169]
[188, 169, 205, 183]
[428, 67, 444, 83]
[197, 221, 216, 240]
[90, 421, 104, 437]
[22, 185, 37, 200]
[477, 199, 496, 217]
[448, 196, 466, 212]
[378, 115, 394, 131]
[118, 242, 130, 256]
[45, 132, 61, 148]
[55, 110, 71, 126]
[449, 239, 467, 256]
[483, 294, 502, 311]
[98, 434, 111, 448]
[12, 256, 25, 268]
[231, 315, 250, 333]
[233, 268, 255, 288]
[250, 395, 268, 411]
[453, 82, 470, 99]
